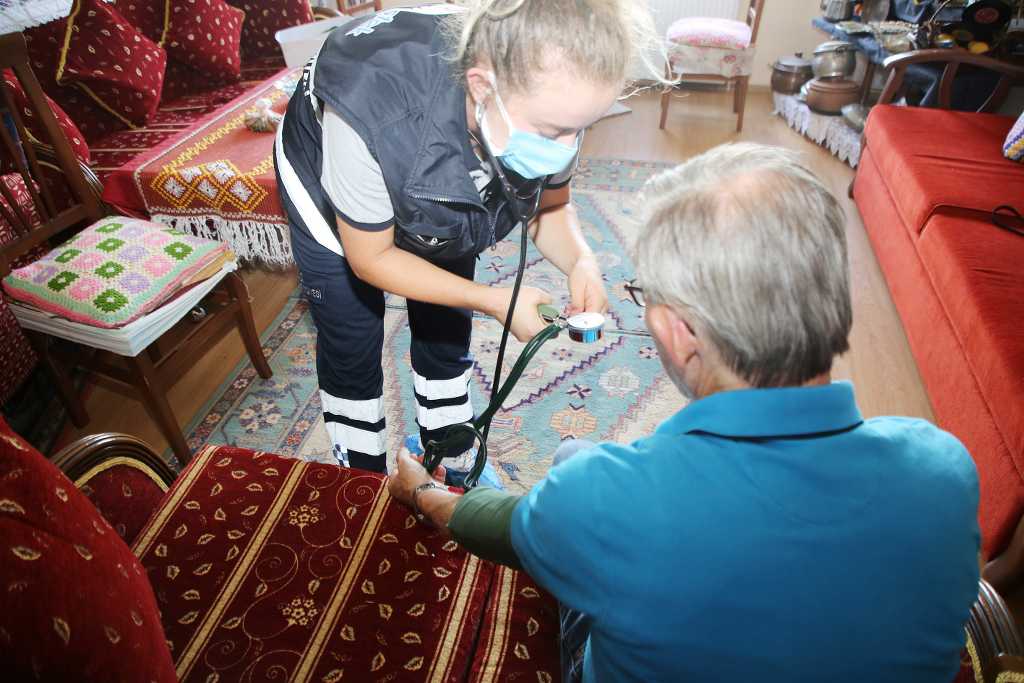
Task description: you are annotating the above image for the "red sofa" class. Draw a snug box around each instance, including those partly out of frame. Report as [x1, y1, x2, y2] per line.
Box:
[853, 104, 1024, 570]
[0, 416, 1020, 682]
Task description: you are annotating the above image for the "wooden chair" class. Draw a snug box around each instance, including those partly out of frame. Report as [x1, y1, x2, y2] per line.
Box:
[659, 0, 765, 133]
[337, 0, 382, 15]
[876, 48, 1024, 110]
[0, 32, 272, 466]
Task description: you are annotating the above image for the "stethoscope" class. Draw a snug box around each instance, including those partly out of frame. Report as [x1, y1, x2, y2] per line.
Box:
[420, 131, 605, 487]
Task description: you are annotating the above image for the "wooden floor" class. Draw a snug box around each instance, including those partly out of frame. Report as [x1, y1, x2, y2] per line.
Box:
[58, 87, 934, 456]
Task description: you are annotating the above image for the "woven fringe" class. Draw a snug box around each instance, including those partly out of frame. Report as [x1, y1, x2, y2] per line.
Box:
[150, 214, 294, 268]
[772, 92, 862, 168]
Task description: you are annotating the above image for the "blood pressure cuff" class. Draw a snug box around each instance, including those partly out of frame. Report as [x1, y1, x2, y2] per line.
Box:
[448, 487, 524, 570]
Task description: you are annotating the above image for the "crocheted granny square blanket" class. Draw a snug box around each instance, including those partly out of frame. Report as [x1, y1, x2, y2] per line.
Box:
[3, 217, 228, 329]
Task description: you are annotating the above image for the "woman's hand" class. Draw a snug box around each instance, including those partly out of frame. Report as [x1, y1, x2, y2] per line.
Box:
[567, 256, 607, 316]
[486, 286, 552, 342]
[388, 447, 447, 508]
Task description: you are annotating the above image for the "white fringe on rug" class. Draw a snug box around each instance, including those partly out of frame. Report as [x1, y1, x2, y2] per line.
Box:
[151, 215, 294, 268]
[772, 92, 862, 168]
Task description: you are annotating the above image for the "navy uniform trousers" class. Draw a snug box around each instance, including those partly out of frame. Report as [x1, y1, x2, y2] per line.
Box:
[280, 192, 477, 474]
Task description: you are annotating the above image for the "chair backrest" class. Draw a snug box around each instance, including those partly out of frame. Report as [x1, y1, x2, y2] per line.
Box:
[0, 32, 101, 278]
[746, 0, 765, 46]
[337, 0, 382, 16]
[878, 49, 1024, 112]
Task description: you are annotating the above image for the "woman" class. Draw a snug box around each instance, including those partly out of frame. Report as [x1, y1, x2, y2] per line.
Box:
[275, 0, 665, 476]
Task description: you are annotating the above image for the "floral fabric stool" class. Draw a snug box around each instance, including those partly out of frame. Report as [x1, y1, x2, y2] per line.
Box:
[659, 0, 765, 133]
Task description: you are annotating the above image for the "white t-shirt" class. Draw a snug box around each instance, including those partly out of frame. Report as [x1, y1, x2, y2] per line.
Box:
[319, 105, 575, 232]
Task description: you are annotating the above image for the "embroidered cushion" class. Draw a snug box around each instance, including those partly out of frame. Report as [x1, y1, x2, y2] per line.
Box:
[24, 15, 128, 142]
[110, 0, 167, 42]
[1, 69, 90, 165]
[2, 217, 229, 328]
[1005, 111, 1024, 163]
[55, 0, 168, 127]
[162, 0, 245, 83]
[0, 416, 177, 682]
[227, 0, 314, 59]
[667, 17, 753, 50]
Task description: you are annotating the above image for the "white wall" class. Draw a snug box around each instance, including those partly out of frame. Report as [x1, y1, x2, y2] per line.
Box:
[749, 0, 824, 87]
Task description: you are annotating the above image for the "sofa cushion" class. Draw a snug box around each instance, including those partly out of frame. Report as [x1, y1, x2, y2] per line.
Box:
[55, 0, 168, 127]
[667, 17, 752, 50]
[133, 444, 494, 681]
[0, 416, 176, 682]
[863, 105, 1022, 237]
[2, 217, 228, 329]
[2, 69, 90, 165]
[917, 208, 1024, 465]
[162, 0, 245, 83]
[228, 0, 314, 60]
[467, 565, 561, 683]
[111, 0, 167, 42]
[24, 20, 126, 144]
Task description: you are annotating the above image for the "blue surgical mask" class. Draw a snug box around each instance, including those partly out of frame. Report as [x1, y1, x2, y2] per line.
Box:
[476, 74, 580, 180]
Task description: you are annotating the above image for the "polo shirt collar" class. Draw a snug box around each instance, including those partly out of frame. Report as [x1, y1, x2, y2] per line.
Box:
[657, 381, 863, 439]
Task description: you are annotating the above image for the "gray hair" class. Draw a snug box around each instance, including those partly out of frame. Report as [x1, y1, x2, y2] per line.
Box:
[633, 143, 852, 388]
[441, 0, 670, 93]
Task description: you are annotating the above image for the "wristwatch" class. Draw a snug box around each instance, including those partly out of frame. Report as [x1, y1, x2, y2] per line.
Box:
[412, 480, 447, 525]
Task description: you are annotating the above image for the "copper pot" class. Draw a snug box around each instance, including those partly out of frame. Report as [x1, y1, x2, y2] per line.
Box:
[771, 53, 813, 94]
[805, 77, 860, 115]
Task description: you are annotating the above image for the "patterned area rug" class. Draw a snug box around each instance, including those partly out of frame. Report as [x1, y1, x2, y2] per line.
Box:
[183, 159, 687, 493]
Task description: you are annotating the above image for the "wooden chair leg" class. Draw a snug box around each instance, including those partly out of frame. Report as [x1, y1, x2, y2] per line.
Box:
[225, 271, 272, 380]
[27, 332, 88, 427]
[659, 88, 671, 130]
[735, 76, 749, 133]
[126, 353, 191, 465]
[733, 79, 741, 113]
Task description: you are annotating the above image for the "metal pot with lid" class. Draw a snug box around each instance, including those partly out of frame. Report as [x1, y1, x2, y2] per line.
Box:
[771, 53, 814, 94]
[812, 40, 857, 78]
[805, 77, 861, 114]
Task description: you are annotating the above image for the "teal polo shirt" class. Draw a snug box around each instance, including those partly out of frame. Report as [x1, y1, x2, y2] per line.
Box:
[510, 382, 980, 683]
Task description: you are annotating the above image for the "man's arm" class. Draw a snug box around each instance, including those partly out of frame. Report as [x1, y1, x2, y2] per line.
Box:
[389, 448, 523, 568]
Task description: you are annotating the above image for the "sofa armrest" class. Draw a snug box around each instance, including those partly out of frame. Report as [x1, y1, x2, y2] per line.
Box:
[968, 579, 1024, 682]
[51, 433, 178, 544]
[878, 49, 1024, 112]
[52, 432, 178, 486]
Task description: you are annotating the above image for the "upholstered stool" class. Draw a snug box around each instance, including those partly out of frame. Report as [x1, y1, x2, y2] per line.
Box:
[659, 0, 764, 133]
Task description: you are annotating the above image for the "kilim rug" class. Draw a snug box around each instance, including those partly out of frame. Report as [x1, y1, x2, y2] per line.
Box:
[182, 159, 687, 493]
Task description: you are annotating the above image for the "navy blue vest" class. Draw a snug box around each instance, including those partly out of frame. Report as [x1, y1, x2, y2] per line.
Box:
[280, 8, 517, 261]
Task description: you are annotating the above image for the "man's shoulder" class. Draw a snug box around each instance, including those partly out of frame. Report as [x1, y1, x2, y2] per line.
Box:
[861, 416, 978, 491]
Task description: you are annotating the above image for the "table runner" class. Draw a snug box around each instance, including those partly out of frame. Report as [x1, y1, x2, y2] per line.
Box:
[102, 69, 301, 266]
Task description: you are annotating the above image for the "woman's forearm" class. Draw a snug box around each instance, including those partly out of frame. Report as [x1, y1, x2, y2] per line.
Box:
[357, 245, 498, 312]
[338, 219, 502, 315]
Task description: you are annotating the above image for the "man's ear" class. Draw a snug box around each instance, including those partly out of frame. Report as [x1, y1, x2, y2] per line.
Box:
[465, 65, 494, 107]
[647, 304, 698, 368]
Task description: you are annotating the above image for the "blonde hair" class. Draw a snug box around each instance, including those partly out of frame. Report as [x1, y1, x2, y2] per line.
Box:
[442, 0, 671, 94]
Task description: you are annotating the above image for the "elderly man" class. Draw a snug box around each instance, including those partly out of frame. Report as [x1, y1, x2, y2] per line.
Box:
[388, 143, 980, 682]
